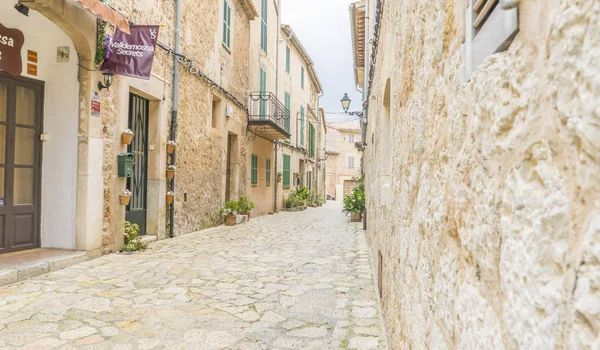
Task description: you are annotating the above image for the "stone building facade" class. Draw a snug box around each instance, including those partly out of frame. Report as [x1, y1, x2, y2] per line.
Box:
[325, 120, 362, 201]
[356, 0, 600, 348]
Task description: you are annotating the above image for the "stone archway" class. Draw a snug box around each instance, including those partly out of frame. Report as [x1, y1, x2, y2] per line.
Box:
[22, 0, 105, 253]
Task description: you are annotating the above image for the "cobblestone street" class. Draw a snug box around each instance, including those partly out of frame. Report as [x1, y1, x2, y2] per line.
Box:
[0, 202, 385, 349]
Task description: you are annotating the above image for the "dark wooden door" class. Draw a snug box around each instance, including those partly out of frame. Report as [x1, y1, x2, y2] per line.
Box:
[126, 94, 149, 236]
[0, 73, 43, 254]
[225, 134, 232, 202]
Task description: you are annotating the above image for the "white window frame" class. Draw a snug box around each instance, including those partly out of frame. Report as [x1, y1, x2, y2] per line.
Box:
[222, 0, 232, 50]
[461, 0, 519, 82]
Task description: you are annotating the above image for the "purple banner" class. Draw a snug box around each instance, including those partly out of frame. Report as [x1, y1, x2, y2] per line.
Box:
[101, 25, 159, 80]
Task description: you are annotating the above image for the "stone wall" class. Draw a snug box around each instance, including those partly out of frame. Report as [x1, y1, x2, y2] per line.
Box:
[364, 0, 600, 348]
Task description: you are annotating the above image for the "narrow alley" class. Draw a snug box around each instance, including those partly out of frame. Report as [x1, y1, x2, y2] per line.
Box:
[0, 203, 386, 349]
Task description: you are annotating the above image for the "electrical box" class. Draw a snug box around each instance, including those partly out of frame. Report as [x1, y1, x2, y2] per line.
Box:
[117, 153, 134, 178]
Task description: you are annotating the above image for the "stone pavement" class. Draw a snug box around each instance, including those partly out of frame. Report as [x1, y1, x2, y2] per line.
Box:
[0, 202, 386, 349]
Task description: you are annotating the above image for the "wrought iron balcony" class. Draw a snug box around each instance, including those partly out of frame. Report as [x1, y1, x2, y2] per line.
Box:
[248, 92, 291, 141]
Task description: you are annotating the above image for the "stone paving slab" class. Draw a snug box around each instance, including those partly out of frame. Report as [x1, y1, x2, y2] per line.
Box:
[0, 202, 387, 349]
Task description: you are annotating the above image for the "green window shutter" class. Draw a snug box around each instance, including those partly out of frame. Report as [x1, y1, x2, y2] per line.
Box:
[223, 0, 231, 48]
[284, 92, 291, 132]
[286, 46, 290, 72]
[251, 154, 258, 185]
[266, 158, 271, 185]
[301, 66, 305, 88]
[283, 155, 291, 188]
[260, 0, 268, 52]
[259, 68, 267, 119]
[300, 106, 305, 146]
[309, 123, 315, 157]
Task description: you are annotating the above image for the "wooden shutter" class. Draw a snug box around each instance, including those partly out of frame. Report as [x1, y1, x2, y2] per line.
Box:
[286, 46, 291, 72]
[300, 106, 305, 146]
[259, 68, 266, 119]
[223, 0, 231, 48]
[301, 66, 305, 88]
[266, 158, 271, 185]
[251, 155, 258, 184]
[283, 155, 291, 188]
[261, 0, 268, 52]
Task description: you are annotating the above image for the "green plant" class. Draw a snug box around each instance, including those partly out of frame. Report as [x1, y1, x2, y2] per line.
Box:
[293, 187, 310, 201]
[220, 200, 239, 216]
[284, 193, 300, 208]
[317, 195, 324, 204]
[342, 187, 365, 215]
[122, 221, 148, 252]
[167, 165, 176, 171]
[238, 196, 255, 213]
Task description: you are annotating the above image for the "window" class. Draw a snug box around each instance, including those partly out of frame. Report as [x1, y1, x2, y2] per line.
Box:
[308, 123, 315, 158]
[461, 0, 519, 81]
[300, 106, 305, 146]
[259, 67, 267, 118]
[283, 154, 291, 188]
[348, 156, 355, 169]
[260, 0, 268, 52]
[251, 154, 258, 185]
[266, 158, 271, 185]
[222, 0, 231, 49]
[301, 66, 305, 89]
[284, 91, 291, 132]
[286, 46, 291, 72]
[348, 134, 354, 144]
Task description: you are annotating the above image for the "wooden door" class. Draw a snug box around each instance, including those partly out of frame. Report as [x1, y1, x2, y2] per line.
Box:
[0, 73, 43, 254]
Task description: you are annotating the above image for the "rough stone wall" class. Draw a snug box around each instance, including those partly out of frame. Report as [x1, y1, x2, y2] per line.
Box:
[364, 0, 600, 348]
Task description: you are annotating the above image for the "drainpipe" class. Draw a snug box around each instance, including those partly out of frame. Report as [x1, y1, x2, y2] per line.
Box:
[169, 0, 182, 238]
[362, 0, 370, 226]
[314, 92, 323, 199]
[273, 0, 282, 213]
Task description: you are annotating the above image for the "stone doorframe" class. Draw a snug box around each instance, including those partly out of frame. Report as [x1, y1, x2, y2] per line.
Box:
[24, 0, 105, 254]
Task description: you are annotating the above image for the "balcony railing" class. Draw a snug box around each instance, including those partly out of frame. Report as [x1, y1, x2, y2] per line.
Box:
[247, 92, 291, 141]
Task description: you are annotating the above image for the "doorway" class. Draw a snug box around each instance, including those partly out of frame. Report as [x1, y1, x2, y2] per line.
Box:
[226, 134, 233, 201]
[0, 73, 44, 254]
[126, 93, 149, 236]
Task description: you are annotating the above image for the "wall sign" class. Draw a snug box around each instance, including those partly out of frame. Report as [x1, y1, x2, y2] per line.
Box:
[0, 22, 25, 76]
[100, 25, 159, 80]
[57, 47, 70, 62]
[91, 91, 101, 117]
[27, 50, 37, 63]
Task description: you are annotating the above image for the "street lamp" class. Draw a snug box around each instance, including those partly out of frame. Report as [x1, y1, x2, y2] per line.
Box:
[341, 93, 351, 113]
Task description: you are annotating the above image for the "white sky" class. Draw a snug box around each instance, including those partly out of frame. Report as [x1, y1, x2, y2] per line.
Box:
[281, 0, 363, 121]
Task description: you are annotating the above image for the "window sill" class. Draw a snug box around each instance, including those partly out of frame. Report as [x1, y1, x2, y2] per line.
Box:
[251, 184, 258, 187]
[222, 43, 232, 54]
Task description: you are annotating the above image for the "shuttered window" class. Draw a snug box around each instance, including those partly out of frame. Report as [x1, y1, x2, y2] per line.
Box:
[308, 123, 315, 158]
[301, 66, 305, 89]
[251, 154, 258, 185]
[259, 67, 267, 118]
[222, 0, 231, 49]
[348, 156, 355, 169]
[260, 0, 268, 52]
[284, 92, 291, 132]
[348, 134, 354, 144]
[266, 158, 271, 185]
[300, 106, 305, 146]
[472, 0, 497, 29]
[283, 154, 291, 188]
[286, 46, 291, 72]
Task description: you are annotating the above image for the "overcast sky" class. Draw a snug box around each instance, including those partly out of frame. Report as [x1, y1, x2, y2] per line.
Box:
[281, 0, 363, 122]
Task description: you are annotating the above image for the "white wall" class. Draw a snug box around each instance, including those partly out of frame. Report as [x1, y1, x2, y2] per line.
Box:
[1, 3, 79, 249]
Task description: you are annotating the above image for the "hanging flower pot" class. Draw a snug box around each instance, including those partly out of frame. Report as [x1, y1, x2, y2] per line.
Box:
[120, 189, 132, 206]
[277, 172, 282, 183]
[122, 129, 134, 145]
[166, 191, 175, 204]
[166, 165, 176, 180]
[167, 140, 176, 154]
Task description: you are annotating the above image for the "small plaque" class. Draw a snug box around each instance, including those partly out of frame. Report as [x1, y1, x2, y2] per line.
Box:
[91, 90, 101, 117]
[27, 50, 37, 63]
[57, 46, 70, 62]
[26, 63, 37, 76]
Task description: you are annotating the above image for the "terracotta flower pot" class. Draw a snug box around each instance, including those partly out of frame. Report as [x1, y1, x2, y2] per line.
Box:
[277, 177, 282, 183]
[166, 193, 175, 204]
[224, 215, 236, 226]
[241, 212, 251, 221]
[122, 132, 134, 145]
[167, 143, 176, 154]
[166, 169, 175, 179]
[120, 194, 131, 206]
[351, 212, 362, 222]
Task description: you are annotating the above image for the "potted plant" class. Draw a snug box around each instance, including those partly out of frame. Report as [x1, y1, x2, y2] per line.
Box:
[122, 129, 134, 145]
[166, 165, 176, 179]
[238, 196, 255, 220]
[317, 195, 324, 207]
[220, 200, 239, 226]
[167, 140, 176, 154]
[295, 187, 310, 207]
[166, 191, 175, 204]
[277, 172, 282, 183]
[342, 187, 365, 222]
[121, 221, 148, 252]
[293, 172, 300, 179]
[120, 189, 132, 206]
